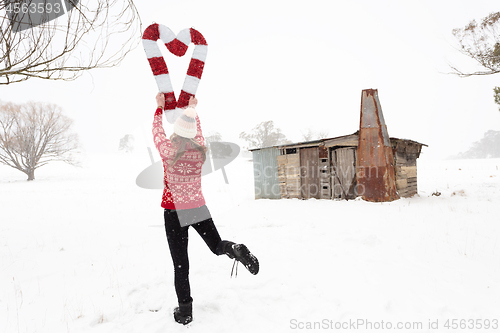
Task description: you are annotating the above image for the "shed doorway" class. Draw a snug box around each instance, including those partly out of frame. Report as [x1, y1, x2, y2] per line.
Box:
[331, 147, 357, 200]
[300, 147, 320, 199]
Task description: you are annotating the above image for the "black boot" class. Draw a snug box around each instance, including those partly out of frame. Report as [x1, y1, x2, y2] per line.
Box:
[173, 301, 192, 325]
[223, 242, 259, 275]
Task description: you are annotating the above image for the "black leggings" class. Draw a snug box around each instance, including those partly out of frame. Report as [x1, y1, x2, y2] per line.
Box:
[164, 208, 228, 304]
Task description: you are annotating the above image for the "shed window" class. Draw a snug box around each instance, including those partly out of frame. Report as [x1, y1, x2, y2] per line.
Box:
[285, 148, 297, 154]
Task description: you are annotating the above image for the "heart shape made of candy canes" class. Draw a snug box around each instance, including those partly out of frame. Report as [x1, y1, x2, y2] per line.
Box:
[142, 24, 207, 123]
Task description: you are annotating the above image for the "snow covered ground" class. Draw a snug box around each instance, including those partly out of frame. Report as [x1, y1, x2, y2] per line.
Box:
[1, 152, 499, 332]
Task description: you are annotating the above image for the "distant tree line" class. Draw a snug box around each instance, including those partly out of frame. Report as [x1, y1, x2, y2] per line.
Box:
[239, 120, 330, 150]
[454, 130, 500, 159]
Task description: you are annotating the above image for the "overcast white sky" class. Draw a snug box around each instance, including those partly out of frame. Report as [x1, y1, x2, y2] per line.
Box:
[2, 0, 500, 160]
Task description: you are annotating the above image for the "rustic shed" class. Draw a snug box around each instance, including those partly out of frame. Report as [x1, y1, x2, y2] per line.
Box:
[250, 89, 427, 201]
[250, 134, 426, 200]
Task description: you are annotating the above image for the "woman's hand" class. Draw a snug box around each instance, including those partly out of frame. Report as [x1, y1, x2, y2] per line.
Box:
[188, 96, 198, 108]
[156, 92, 165, 109]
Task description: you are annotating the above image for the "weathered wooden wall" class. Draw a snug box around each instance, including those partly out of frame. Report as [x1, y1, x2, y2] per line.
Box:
[392, 140, 422, 198]
[300, 147, 320, 199]
[331, 147, 357, 200]
[277, 152, 300, 199]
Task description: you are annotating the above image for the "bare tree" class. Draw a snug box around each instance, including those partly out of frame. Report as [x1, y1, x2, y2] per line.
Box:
[0, 0, 141, 84]
[301, 128, 314, 142]
[301, 128, 330, 141]
[239, 120, 289, 150]
[0, 101, 79, 180]
[118, 134, 134, 152]
[205, 131, 222, 144]
[316, 129, 330, 140]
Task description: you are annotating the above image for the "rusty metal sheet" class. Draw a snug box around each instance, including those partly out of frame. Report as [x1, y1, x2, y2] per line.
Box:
[356, 89, 399, 202]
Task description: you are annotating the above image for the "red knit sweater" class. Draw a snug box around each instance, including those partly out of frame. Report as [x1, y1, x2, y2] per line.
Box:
[152, 107, 206, 210]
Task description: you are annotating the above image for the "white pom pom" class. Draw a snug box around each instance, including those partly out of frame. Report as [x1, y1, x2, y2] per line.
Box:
[184, 107, 196, 118]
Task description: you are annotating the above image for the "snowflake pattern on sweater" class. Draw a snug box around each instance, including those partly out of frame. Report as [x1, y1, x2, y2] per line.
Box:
[153, 107, 206, 210]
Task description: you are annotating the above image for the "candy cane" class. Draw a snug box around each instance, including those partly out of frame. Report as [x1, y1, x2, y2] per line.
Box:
[142, 23, 207, 123]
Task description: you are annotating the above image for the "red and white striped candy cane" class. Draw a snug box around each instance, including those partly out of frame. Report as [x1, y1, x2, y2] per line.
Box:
[142, 23, 207, 123]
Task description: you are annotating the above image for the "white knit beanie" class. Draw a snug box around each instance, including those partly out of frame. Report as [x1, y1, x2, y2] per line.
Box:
[174, 107, 197, 139]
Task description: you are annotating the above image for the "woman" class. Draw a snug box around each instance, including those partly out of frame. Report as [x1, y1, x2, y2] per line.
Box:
[152, 92, 259, 325]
